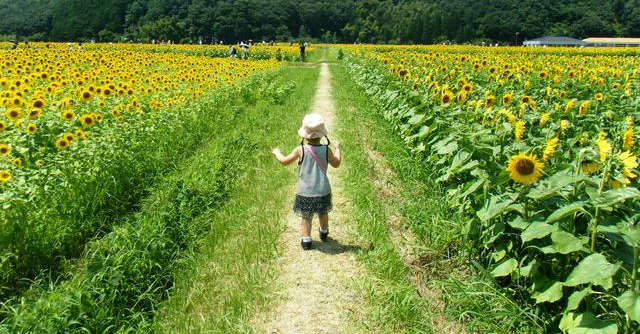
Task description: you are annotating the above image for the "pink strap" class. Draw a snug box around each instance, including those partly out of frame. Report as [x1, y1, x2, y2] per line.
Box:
[304, 146, 327, 173]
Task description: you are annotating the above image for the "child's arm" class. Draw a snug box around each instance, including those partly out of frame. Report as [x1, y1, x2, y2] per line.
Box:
[328, 141, 341, 168]
[272, 146, 301, 165]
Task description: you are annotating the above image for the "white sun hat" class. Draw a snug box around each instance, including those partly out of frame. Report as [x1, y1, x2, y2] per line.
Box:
[298, 113, 328, 139]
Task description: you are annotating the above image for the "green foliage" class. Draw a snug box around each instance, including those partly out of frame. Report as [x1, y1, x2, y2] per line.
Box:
[341, 47, 640, 333]
[0, 69, 301, 332]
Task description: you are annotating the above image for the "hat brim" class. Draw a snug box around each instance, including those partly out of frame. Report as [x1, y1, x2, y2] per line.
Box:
[298, 126, 328, 139]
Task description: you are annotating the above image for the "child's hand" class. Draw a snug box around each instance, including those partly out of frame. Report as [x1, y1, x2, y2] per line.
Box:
[271, 148, 281, 156]
[333, 140, 340, 148]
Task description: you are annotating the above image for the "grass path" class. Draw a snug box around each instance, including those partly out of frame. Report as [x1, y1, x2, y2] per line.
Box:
[153, 49, 468, 333]
[251, 62, 372, 333]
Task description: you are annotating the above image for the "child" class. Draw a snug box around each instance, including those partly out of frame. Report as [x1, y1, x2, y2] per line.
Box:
[272, 113, 341, 250]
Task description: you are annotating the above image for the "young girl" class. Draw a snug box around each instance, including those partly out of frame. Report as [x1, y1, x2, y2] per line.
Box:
[272, 113, 341, 250]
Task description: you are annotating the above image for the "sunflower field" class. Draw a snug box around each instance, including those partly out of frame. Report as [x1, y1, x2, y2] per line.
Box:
[0, 44, 284, 302]
[342, 45, 640, 333]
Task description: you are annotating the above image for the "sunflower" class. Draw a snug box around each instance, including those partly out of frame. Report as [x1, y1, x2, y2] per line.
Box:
[539, 113, 550, 127]
[55, 137, 70, 149]
[581, 160, 599, 174]
[456, 91, 467, 103]
[485, 94, 496, 107]
[74, 129, 84, 137]
[26, 123, 37, 134]
[520, 95, 530, 104]
[35, 159, 44, 166]
[32, 99, 45, 109]
[61, 110, 76, 121]
[564, 99, 575, 113]
[502, 92, 513, 104]
[0, 143, 11, 156]
[507, 153, 544, 184]
[560, 120, 570, 133]
[27, 108, 42, 119]
[543, 137, 559, 161]
[597, 132, 612, 162]
[618, 151, 638, 184]
[594, 92, 604, 101]
[462, 83, 472, 92]
[0, 121, 5, 131]
[579, 101, 590, 116]
[6, 108, 21, 121]
[12, 158, 21, 167]
[80, 114, 94, 127]
[0, 170, 10, 183]
[80, 90, 93, 100]
[64, 132, 75, 142]
[441, 91, 454, 104]
[514, 120, 526, 142]
[624, 128, 635, 151]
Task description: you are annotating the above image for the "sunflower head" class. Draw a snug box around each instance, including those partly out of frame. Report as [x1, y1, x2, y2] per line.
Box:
[55, 137, 70, 149]
[624, 128, 635, 151]
[26, 123, 37, 134]
[441, 91, 454, 104]
[507, 153, 544, 184]
[0, 170, 11, 183]
[80, 114, 94, 127]
[0, 143, 11, 156]
[594, 92, 604, 101]
[597, 132, 612, 163]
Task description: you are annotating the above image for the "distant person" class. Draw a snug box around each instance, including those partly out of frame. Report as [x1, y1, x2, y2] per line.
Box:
[240, 42, 249, 59]
[299, 42, 306, 62]
[272, 113, 341, 250]
[229, 45, 237, 58]
[11, 41, 18, 49]
[275, 48, 283, 61]
[24, 41, 29, 49]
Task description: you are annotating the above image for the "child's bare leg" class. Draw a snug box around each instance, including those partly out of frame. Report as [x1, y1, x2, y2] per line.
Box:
[301, 216, 312, 237]
[319, 214, 329, 230]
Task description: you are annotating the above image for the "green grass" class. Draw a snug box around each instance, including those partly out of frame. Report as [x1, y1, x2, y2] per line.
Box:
[0, 66, 319, 333]
[151, 64, 318, 333]
[330, 60, 436, 333]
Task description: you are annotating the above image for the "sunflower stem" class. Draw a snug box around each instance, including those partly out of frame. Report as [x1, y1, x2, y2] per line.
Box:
[633, 246, 639, 293]
[591, 168, 608, 253]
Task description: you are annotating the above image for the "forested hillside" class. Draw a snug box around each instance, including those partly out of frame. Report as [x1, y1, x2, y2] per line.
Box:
[1, 0, 639, 44]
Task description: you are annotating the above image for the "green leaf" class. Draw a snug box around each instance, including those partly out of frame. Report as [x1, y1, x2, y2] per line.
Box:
[437, 141, 458, 155]
[521, 221, 558, 243]
[549, 231, 589, 255]
[532, 277, 564, 304]
[618, 224, 640, 247]
[617, 290, 640, 323]
[477, 192, 519, 222]
[565, 254, 620, 287]
[460, 179, 485, 198]
[519, 259, 539, 277]
[567, 312, 618, 334]
[567, 288, 593, 311]
[490, 258, 518, 277]
[528, 173, 585, 200]
[547, 202, 586, 223]
[593, 187, 640, 208]
[508, 216, 529, 230]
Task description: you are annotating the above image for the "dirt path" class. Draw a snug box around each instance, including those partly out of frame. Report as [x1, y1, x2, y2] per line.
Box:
[252, 63, 371, 334]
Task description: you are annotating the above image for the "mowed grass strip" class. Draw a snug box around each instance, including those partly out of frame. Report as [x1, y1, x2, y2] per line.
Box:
[152, 65, 318, 333]
[330, 59, 435, 333]
[0, 66, 318, 333]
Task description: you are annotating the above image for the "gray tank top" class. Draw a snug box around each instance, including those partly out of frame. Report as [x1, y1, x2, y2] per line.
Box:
[297, 145, 331, 197]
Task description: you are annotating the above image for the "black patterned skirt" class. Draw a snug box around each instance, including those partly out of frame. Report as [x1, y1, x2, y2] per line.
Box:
[293, 193, 333, 219]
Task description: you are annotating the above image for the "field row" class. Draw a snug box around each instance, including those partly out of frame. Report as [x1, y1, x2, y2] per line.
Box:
[342, 45, 639, 333]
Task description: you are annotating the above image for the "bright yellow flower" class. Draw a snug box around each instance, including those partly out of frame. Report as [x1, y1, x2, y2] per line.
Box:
[5, 108, 21, 121]
[579, 101, 590, 116]
[543, 137, 559, 161]
[624, 128, 635, 151]
[564, 99, 575, 113]
[0, 170, 11, 183]
[581, 161, 599, 174]
[539, 113, 550, 127]
[26, 123, 37, 134]
[514, 120, 526, 142]
[55, 137, 70, 149]
[12, 158, 21, 167]
[618, 151, 638, 185]
[597, 132, 612, 163]
[507, 153, 544, 184]
[0, 143, 11, 156]
[594, 92, 604, 101]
